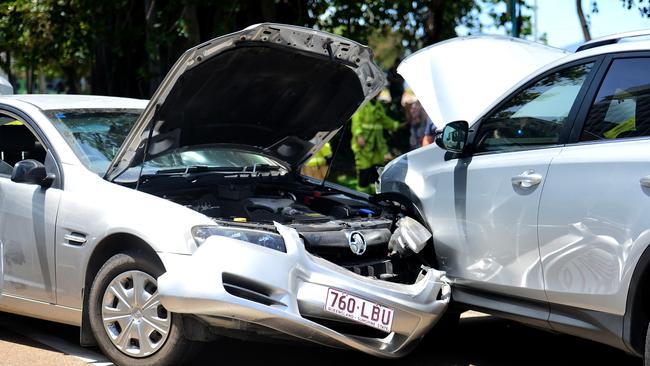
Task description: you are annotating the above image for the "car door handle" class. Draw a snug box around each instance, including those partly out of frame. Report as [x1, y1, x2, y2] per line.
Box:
[640, 176, 650, 188]
[64, 232, 87, 246]
[512, 170, 543, 188]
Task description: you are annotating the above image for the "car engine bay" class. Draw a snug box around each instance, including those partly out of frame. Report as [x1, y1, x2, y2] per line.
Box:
[137, 171, 434, 284]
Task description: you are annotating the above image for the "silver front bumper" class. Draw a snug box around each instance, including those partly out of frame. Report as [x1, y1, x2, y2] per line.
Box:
[157, 224, 450, 358]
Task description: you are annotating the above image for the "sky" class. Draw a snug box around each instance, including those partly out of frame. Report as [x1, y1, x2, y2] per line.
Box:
[458, 0, 650, 50]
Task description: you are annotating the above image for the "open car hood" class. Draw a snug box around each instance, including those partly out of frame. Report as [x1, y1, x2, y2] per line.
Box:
[397, 35, 570, 127]
[105, 23, 384, 181]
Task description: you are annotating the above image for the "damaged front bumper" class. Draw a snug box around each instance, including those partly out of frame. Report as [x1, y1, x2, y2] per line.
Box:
[157, 224, 450, 358]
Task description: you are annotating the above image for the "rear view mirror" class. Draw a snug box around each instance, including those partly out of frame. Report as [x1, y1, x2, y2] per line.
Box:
[435, 120, 469, 153]
[11, 159, 55, 188]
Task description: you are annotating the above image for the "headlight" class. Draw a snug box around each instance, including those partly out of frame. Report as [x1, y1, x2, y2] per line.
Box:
[191, 225, 286, 252]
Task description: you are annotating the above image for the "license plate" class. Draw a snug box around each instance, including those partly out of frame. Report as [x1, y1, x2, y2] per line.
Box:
[324, 288, 394, 332]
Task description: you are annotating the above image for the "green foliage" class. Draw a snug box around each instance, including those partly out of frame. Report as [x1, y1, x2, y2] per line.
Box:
[2, 0, 643, 96]
[310, 0, 532, 53]
[0, 0, 91, 79]
[619, 0, 650, 16]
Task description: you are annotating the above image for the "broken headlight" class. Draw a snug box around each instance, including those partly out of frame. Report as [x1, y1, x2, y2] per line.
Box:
[388, 217, 432, 256]
[191, 225, 286, 252]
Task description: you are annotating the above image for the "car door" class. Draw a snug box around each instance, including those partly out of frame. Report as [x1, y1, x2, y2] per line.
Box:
[0, 112, 62, 303]
[539, 55, 650, 320]
[427, 60, 598, 306]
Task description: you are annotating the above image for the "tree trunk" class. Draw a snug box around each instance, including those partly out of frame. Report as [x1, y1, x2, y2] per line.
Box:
[38, 72, 46, 94]
[90, 1, 148, 98]
[63, 66, 79, 94]
[26, 64, 34, 94]
[145, 0, 161, 96]
[424, 0, 445, 45]
[576, 0, 591, 41]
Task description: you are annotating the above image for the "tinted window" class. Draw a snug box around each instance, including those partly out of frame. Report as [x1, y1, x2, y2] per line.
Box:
[0, 116, 46, 175]
[475, 63, 593, 153]
[581, 58, 650, 141]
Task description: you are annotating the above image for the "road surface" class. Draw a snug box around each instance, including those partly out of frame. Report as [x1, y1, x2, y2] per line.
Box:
[0, 311, 641, 366]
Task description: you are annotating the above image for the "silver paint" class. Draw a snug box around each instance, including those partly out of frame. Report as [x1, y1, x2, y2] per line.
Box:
[157, 223, 450, 358]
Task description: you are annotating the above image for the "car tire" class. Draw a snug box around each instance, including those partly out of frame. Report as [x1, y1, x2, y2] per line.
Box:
[88, 253, 201, 366]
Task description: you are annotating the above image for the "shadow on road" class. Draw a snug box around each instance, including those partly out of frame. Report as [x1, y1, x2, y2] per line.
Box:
[192, 316, 641, 366]
[0, 311, 642, 366]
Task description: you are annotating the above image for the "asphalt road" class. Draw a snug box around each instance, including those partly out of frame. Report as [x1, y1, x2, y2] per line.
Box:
[0, 311, 642, 366]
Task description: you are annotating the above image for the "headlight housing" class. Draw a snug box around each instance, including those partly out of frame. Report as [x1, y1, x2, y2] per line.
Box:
[191, 225, 286, 252]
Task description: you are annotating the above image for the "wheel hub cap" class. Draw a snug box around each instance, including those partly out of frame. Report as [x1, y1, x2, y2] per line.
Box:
[101, 270, 171, 358]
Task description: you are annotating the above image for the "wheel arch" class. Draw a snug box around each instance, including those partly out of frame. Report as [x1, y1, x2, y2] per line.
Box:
[372, 189, 438, 267]
[623, 242, 650, 356]
[373, 190, 427, 225]
[79, 233, 163, 346]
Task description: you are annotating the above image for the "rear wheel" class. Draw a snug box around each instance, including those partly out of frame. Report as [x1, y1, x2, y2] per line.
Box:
[88, 253, 201, 366]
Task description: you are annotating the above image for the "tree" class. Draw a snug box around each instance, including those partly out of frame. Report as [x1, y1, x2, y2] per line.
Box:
[577, 0, 592, 41]
[579, 0, 650, 43]
[620, 0, 650, 16]
[0, 0, 91, 93]
[0, 0, 535, 97]
[310, 1, 531, 54]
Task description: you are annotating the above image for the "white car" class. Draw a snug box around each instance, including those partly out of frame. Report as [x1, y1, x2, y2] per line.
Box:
[0, 24, 450, 365]
[381, 30, 650, 364]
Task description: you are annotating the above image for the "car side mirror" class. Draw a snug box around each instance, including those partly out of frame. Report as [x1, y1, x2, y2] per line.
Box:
[435, 120, 469, 153]
[11, 159, 55, 188]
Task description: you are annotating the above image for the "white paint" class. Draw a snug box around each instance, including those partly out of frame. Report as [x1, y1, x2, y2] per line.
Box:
[398, 35, 569, 126]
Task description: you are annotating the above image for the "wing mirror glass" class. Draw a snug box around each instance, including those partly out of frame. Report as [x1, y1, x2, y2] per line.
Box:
[11, 159, 55, 188]
[435, 120, 469, 153]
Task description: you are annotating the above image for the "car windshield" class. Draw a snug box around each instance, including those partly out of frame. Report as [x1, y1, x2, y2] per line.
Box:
[142, 146, 284, 174]
[46, 109, 141, 175]
[46, 109, 284, 176]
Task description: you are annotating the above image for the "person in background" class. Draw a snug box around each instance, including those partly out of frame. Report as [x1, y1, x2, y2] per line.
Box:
[351, 97, 400, 193]
[401, 92, 429, 150]
[422, 117, 437, 146]
[301, 142, 332, 180]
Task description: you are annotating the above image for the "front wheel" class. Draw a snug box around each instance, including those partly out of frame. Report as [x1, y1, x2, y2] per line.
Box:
[88, 253, 200, 366]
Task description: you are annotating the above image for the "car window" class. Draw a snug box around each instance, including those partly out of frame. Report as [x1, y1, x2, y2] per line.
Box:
[0, 116, 47, 176]
[475, 62, 594, 153]
[580, 58, 650, 141]
[144, 146, 283, 170]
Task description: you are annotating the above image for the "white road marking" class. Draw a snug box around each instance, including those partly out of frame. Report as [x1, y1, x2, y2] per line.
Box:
[0, 316, 113, 365]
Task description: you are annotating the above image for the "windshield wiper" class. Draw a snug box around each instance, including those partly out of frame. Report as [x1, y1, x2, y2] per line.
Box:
[241, 163, 283, 173]
[147, 164, 283, 177]
[152, 166, 240, 175]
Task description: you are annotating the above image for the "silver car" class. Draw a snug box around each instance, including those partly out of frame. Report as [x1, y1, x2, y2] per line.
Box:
[0, 24, 449, 365]
[381, 30, 650, 365]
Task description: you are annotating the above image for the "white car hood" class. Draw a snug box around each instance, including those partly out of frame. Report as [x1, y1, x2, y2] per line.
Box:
[397, 35, 570, 127]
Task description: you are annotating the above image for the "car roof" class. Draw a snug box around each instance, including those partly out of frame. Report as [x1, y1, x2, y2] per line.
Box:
[536, 37, 650, 75]
[0, 94, 148, 111]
